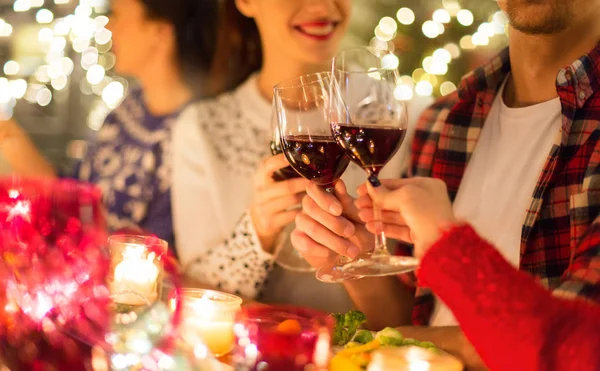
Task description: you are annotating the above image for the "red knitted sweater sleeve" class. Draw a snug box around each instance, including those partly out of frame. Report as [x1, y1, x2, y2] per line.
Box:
[418, 224, 600, 371]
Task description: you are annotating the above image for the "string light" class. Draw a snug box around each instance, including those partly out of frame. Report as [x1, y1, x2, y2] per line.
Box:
[459, 35, 475, 50]
[432, 9, 451, 24]
[0, 21, 13, 37]
[379, 16, 397, 35]
[382, 54, 400, 70]
[472, 32, 489, 46]
[415, 81, 433, 97]
[422, 21, 440, 38]
[457, 9, 474, 26]
[35, 87, 53, 106]
[86, 64, 105, 85]
[440, 81, 457, 96]
[442, 0, 461, 16]
[36, 9, 55, 24]
[0, 78, 10, 104]
[9, 79, 28, 99]
[4, 61, 20, 76]
[396, 8, 415, 25]
[13, 0, 32, 12]
[444, 43, 461, 59]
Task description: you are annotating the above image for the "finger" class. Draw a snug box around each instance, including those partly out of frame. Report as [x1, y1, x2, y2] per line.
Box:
[295, 212, 360, 258]
[260, 193, 304, 215]
[335, 181, 361, 222]
[302, 194, 355, 238]
[290, 229, 331, 259]
[354, 194, 373, 209]
[270, 209, 300, 230]
[255, 177, 310, 203]
[365, 222, 412, 242]
[290, 230, 337, 268]
[357, 209, 405, 225]
[257, 154, 292, 185]
[357, 178, 411, 196]
[306, 181, 344, 216]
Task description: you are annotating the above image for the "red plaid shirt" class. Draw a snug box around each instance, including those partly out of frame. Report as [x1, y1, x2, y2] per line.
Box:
[406, 43, 600, 325]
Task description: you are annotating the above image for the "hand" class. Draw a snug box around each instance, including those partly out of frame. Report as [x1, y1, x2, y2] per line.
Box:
[290, 180, 374, 269]
[250, 154, 310, 253]
[355, 177, 456, 258]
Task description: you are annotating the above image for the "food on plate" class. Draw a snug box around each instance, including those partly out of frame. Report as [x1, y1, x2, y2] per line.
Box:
[330, 310, 367, 346]
[329, 311, 455, 371]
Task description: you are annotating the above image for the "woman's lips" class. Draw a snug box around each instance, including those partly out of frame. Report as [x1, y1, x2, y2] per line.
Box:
[294, 21, 338, 41]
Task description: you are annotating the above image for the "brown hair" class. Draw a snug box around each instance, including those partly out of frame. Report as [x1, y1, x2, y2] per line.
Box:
[141, 0, 220, 97]
[208, 0, 263, 95]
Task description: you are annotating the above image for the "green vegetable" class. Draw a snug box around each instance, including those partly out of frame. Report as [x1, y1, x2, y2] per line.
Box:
[401, 338, 420, 346]
[353, 330, 375, 344]
[419, 341, 436, 349]
[345, 342, 361, 348]
[375, 327, 404, 346]
[331, 310, 367, 346]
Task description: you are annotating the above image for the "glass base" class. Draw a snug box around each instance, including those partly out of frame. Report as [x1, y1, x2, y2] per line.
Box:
[275, 245, 316, 273]
[342, 254, 418, 277]
[315, 265, 363, 283]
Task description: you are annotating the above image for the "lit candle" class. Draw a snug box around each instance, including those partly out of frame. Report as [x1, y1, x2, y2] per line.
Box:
[110, 243, 159, 305]
[173, 289, 242, 357]
[108, 235, 167, 306]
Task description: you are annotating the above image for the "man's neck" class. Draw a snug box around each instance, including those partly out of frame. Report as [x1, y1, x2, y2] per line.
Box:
[505, 14, 600, 108]
[138, 63, 192, 116]
[257, 52, 330, 103]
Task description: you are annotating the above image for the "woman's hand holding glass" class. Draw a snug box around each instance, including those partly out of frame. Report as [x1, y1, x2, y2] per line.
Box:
[250, 153, 310, 254]
[290, 180, 417, 268]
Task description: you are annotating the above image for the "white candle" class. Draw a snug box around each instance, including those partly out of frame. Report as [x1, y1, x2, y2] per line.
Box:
[110, 243, 159, 305]
[174, 289, 242, 357]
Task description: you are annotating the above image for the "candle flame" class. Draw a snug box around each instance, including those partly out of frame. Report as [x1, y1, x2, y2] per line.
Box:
[114, 244, 159, 284]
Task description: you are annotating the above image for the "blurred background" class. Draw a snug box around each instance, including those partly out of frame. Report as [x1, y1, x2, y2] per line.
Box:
[0, 0, 507, 172]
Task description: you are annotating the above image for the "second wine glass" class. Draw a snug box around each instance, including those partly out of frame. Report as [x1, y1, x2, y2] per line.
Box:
[273, 72, 356, 282]
[328, 47, 419, 277]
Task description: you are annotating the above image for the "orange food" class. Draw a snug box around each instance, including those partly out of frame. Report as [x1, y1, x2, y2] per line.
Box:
[276, 319, 302, 334]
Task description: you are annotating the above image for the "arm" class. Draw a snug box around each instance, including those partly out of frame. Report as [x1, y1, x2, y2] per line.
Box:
[343, 276, 414, 329]
[420, 224, 600, 371]
[172, 108, 275, 298]
[0, 119, 56, 177]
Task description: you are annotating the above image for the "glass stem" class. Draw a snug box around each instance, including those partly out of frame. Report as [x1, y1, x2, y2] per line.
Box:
[368, 174, 389, 257]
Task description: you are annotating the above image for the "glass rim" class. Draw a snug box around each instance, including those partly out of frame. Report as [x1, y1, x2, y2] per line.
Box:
[274, 71, 331, 91]
[238, 304, 334, 328]
[333, 46, 397, 74]
[108, 234, 168, 249]
[178, 288, 243, 308]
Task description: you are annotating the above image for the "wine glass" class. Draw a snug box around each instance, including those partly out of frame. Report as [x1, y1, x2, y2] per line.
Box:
[268, 110, 314, 273]
[328, 47, 419, 277]
[274, 72, 357, 282]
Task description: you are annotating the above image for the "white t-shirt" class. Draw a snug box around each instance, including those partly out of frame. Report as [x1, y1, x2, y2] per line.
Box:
[430, 77, 562, 327]
[172, 74, 432, 303]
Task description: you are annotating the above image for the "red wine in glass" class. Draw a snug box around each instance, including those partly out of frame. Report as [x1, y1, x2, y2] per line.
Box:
[270, 140, 302, 181]
[281, 135, 350, 191]
[330, 123, 406, 176]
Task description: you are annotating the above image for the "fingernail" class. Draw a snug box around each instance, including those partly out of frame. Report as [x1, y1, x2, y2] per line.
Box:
[329, 204, 342, 215]
[343, 224, 354, 238]
[368, 175, 381, 187]
[346, 245, 360, 259]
